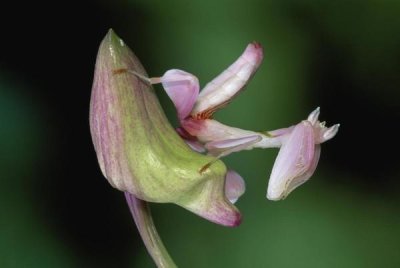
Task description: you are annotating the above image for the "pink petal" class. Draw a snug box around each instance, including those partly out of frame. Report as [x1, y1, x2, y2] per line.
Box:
[282, 145, 320, 198]
[225, 170, 246, 204]
[160, 69, 200, 120]
[191, 42, 264, 118]
[267, 120, 316, 200]
[205, 135, 262, 157]
[182, 118, 258, 144]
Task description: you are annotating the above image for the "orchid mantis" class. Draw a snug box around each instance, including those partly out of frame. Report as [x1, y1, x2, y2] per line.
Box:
[147, 42, 339, 201]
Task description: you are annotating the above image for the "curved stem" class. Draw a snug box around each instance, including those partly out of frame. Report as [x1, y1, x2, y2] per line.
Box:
[124, 192, 177, 268]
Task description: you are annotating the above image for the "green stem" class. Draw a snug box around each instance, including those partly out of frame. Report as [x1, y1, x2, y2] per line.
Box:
[124, 192, 177, 268]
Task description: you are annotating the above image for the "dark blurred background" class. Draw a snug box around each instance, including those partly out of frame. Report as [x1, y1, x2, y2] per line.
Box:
[1, 0, 399, 267]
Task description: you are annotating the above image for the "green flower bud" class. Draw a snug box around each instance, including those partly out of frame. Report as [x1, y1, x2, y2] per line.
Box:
[89, 30, 240, 226]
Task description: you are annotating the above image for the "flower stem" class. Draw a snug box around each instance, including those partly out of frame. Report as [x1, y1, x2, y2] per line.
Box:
[124, 192, 177, 268]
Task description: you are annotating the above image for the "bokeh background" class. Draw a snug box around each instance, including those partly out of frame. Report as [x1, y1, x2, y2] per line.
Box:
[1, 0, 400, 267]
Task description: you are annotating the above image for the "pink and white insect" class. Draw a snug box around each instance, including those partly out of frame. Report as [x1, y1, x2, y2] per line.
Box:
[141, 42, 339, 201]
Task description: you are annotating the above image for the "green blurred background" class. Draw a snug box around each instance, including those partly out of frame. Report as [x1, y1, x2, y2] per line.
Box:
[1, 0, 400, 267]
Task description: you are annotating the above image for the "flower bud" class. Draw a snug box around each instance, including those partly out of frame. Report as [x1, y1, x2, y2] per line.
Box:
[89, 30, 240, 226]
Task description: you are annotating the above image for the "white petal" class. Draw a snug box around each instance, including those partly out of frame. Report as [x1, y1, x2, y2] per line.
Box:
[160, 69, 200, 120]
